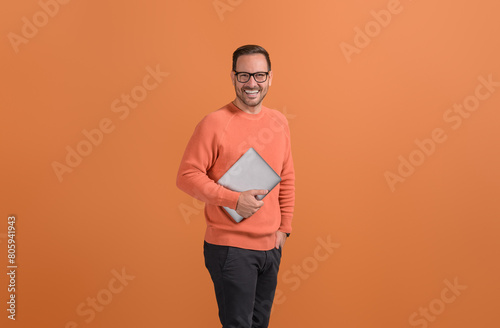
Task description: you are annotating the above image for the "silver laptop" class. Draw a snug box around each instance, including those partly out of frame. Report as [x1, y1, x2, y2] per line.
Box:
[217, 148, 281, 223]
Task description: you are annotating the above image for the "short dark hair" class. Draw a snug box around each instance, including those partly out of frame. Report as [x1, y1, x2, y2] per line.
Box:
[232, 45, 271, 72]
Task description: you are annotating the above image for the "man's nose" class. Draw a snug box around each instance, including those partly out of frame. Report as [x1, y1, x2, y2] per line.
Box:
[245, 75, 258, 88]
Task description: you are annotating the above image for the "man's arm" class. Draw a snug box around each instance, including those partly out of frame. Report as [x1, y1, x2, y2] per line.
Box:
[176, 117, 240, 209]
[277, 117, 295, 236]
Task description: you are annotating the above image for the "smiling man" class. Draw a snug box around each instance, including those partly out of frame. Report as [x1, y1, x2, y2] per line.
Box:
[176, 45, 295, 328]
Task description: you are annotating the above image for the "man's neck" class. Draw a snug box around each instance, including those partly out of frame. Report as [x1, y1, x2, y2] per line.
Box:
[232, 99, 262, 114]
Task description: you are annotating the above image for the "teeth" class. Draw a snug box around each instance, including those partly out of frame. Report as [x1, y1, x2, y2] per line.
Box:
[245, 90, 259, 94]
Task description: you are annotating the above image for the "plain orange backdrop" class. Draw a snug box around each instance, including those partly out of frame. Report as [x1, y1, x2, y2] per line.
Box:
[1, 0, 499, 327]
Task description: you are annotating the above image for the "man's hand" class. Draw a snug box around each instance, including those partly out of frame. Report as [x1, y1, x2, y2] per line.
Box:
[275, 231, 287, 249]
[235, 189, 268, 218]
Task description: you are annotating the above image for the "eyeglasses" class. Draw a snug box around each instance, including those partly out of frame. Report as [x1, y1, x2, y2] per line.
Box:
[233, 71, 269, 83]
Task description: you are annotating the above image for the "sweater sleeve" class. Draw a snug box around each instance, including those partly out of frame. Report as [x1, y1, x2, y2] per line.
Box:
[277, 118, 295, 234]
[176, 116, 240, 209]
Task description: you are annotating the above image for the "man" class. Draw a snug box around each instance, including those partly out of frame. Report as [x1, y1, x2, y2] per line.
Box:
[176, 44, 295, 328]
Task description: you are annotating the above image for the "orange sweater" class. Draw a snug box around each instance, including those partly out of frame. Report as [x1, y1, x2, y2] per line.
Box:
[176, 102, 295, 250]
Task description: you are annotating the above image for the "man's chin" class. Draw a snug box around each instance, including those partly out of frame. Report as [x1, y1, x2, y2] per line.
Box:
[243, 99, 262, 107]
[239, 94, 266, 108]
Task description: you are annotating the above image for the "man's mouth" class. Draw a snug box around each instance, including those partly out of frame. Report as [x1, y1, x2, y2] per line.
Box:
[244, 89, 260, 98]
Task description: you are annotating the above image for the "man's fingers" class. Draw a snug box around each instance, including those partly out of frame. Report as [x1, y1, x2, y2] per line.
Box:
[250, 189, 268, 196]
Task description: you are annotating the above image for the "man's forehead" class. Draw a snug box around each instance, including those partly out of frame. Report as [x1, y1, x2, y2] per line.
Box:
[235, 54, 268, 70]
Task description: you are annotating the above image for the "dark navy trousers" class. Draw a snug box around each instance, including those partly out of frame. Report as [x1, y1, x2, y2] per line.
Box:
[203, 241, 282, 328]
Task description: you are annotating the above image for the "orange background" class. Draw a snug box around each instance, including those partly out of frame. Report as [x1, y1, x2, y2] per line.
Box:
[1, 0, 499, 327]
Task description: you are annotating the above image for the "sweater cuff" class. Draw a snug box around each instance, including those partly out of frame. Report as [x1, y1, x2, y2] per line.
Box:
[278, 215, 293, 235]
[218, 187, 240, 209]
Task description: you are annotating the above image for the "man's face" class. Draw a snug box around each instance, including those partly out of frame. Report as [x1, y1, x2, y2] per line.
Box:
[231, 54, 273, 110]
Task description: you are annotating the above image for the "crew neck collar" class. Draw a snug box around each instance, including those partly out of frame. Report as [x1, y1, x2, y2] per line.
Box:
[229, 102, 267, 119]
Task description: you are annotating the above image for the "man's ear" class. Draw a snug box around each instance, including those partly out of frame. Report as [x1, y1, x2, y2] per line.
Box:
[230, 70, 236, 85]
[268, 70, 273, 87]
